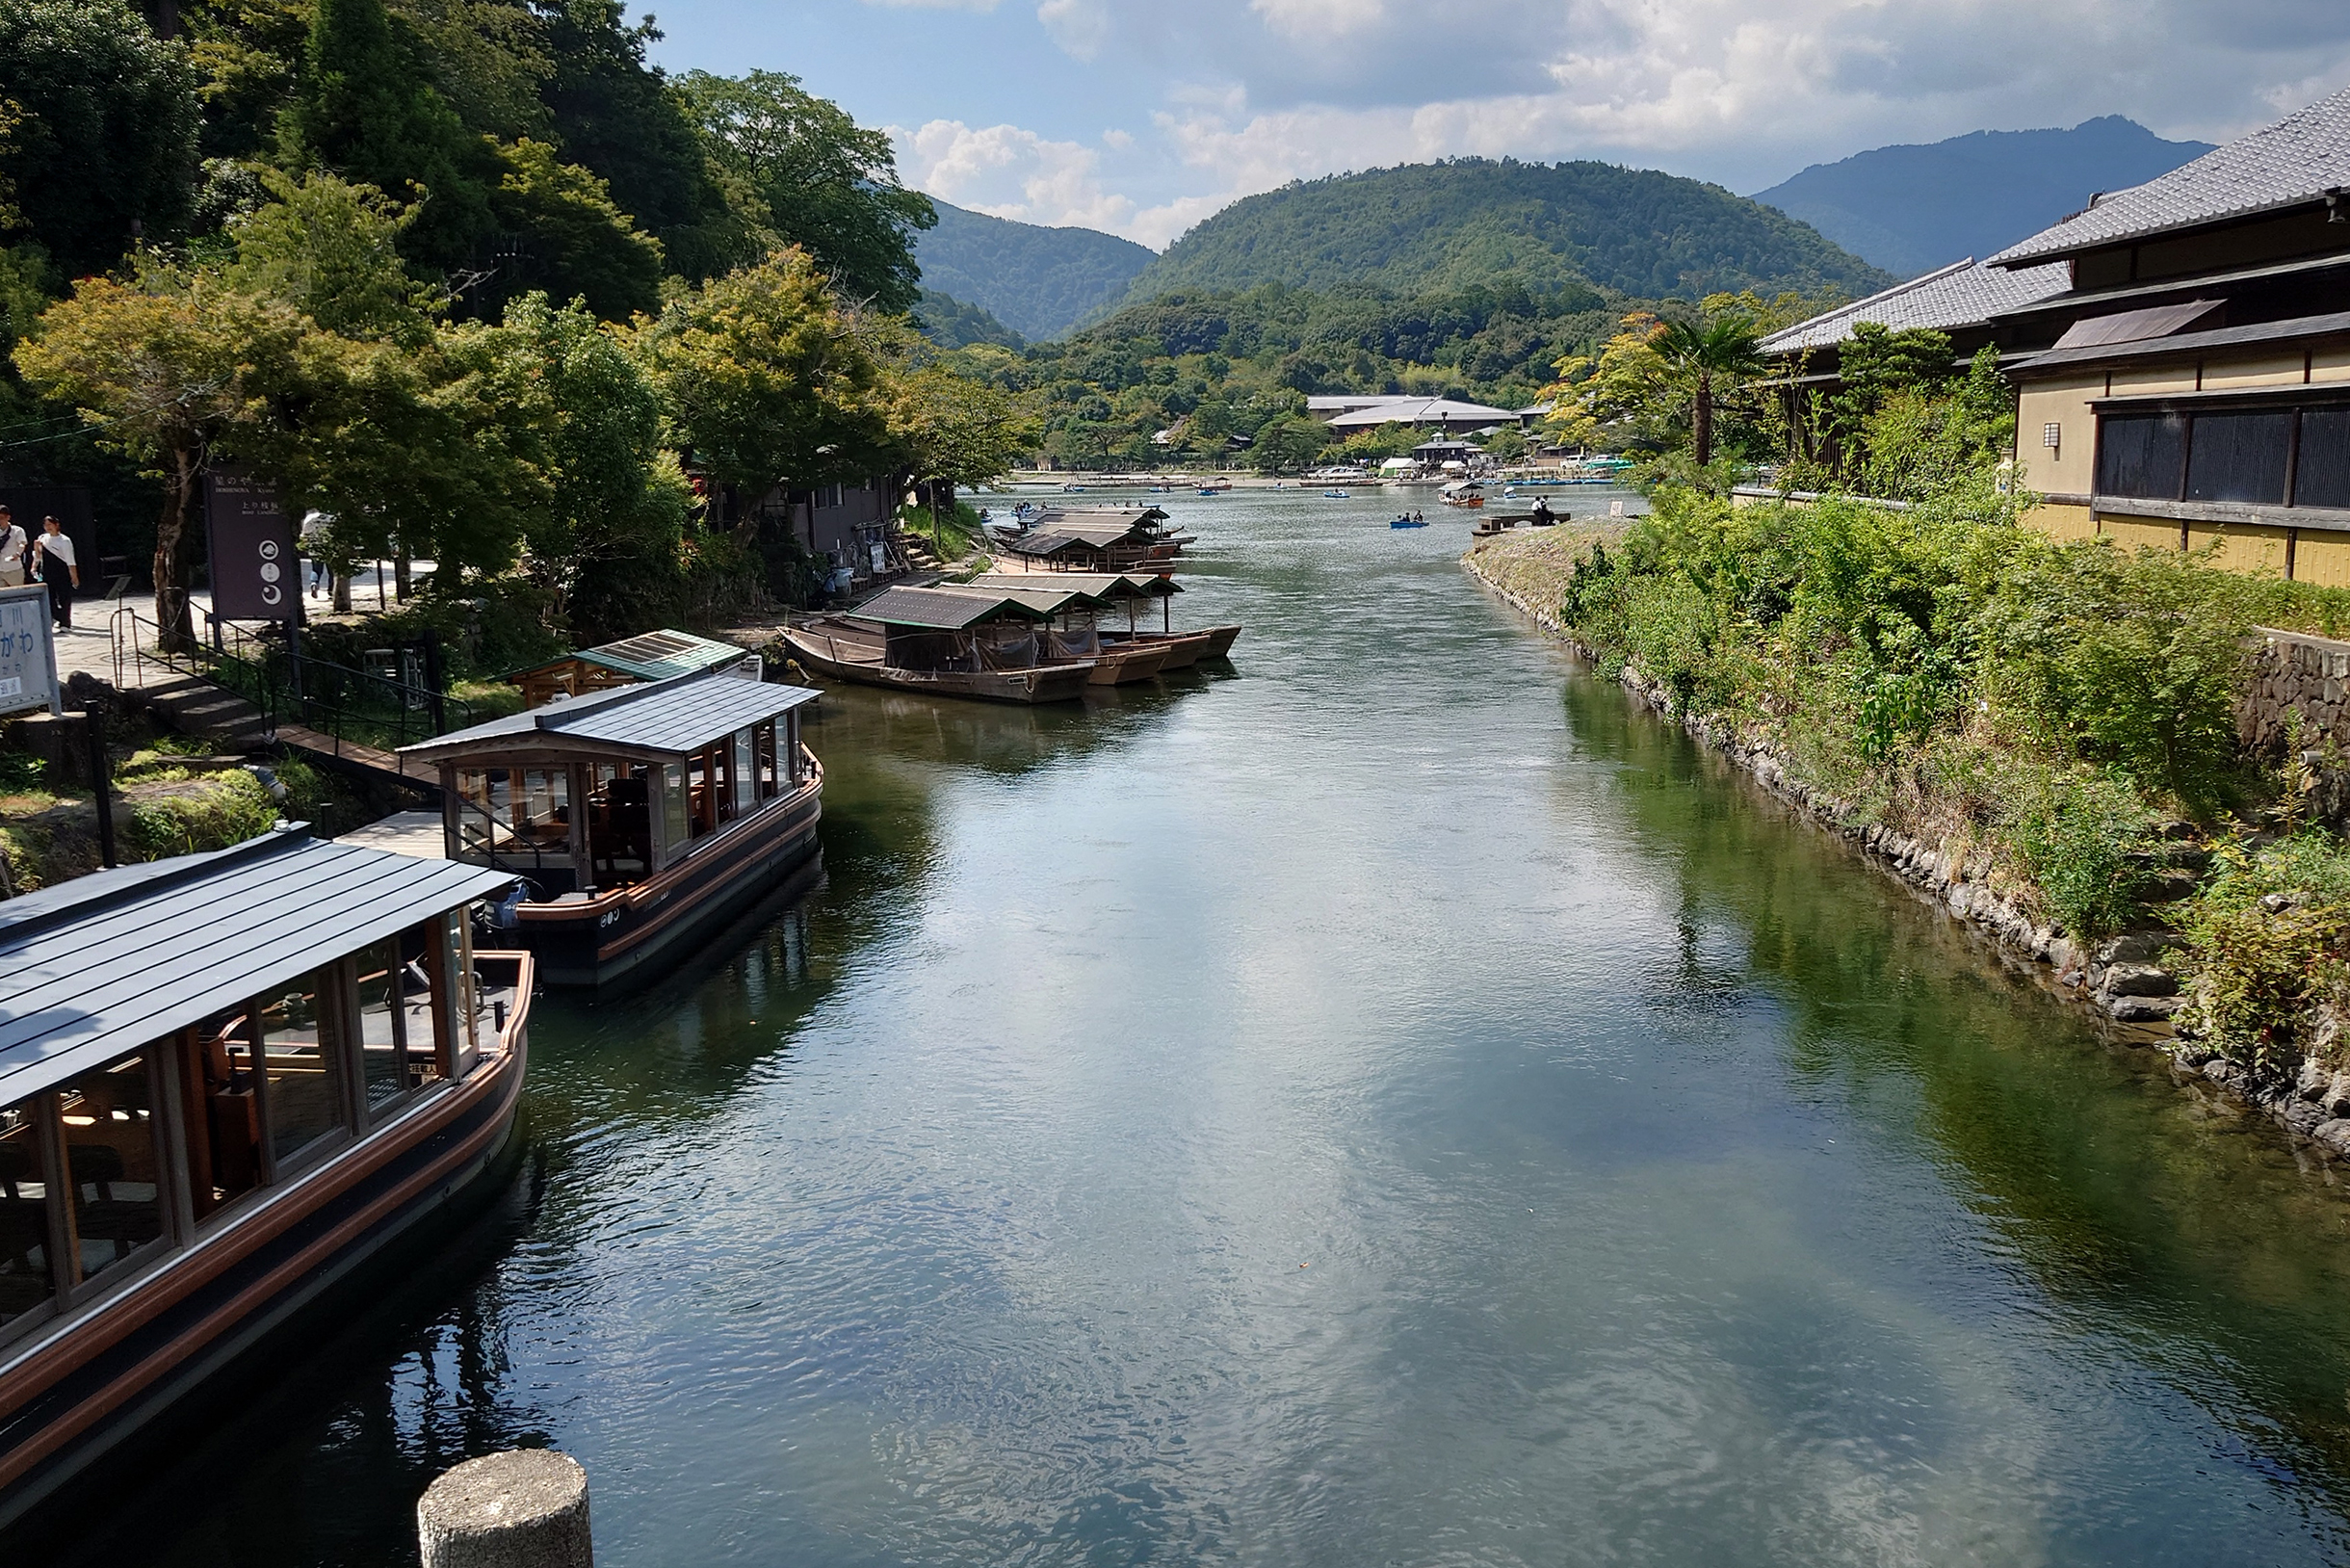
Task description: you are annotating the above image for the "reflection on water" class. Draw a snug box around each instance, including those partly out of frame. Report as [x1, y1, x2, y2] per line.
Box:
[24, 484, 2350, 1566]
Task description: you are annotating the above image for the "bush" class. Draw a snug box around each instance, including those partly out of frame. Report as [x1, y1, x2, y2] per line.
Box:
[2001, 768, 2155, 938]
[121, 772, 279, 860]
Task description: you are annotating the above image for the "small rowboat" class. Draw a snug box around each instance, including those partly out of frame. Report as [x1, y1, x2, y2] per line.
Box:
[1322, 488, 1351, 499]
[1391, 516, 1426, 529]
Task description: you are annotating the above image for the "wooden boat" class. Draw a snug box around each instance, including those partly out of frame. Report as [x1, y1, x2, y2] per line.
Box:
[939, 583, 1167, 686]
[0, 826, 533, 1530]
[1391, 514, 1427, 529]
[782, 587, 1096, 706]
[398, 669, 824, 989]
[989, 506, 1188, 573]
[965, 571, 1239, 667]
[1441, 480, 1487, 509]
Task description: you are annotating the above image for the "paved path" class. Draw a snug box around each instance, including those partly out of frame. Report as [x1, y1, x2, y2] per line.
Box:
[60, 562, 424, 691]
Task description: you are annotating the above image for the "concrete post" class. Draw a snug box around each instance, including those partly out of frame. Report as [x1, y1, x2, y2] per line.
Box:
[417, 1449, 592, 1568]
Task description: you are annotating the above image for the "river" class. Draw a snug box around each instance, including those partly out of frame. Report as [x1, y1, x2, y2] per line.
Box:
[39, 486, 2350, 1566]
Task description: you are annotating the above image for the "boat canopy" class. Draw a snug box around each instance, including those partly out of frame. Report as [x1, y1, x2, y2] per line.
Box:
[936, 584, 1094, 617]
[0, 826, 512, 1101]
[967, 571, 1181, 602]
[846, 587, 1057, 630]
[402, 668, 821, 765]
[505, 628, 756, 707]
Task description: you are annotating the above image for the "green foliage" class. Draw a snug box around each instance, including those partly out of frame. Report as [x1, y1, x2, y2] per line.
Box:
[2178, 837, 2350, 1070]
[1120, 158, 1893, 308]
[916, 288, 1024, 351]
[278, 0, 495, 269]
[914, 197, 1150, 340]
[121, 771, 280, 860]
[676, 68, 934, 315]
[1248, 411, 1329, 474]
[485, 136, 664, 321]
[0, 0, 201, 274]
[1553, 483, 2278, 936]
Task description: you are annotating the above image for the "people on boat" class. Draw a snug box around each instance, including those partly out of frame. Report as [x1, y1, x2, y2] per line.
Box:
[1531, 497, 1554, 526]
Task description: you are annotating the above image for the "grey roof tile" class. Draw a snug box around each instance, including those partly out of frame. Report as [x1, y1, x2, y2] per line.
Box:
[1990, 88, 2350, 266]
[1762, 257, 2071, 353]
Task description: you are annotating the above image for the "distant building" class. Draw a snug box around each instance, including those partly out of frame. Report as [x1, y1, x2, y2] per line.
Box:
[1316, 397, 1525, 435]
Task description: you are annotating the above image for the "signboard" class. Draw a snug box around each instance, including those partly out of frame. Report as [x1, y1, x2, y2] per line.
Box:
[204, 469, 298, 621]
[0, 584, 59, 718]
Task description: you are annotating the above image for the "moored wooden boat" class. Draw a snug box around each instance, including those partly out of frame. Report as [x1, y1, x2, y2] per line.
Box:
[398, 670, 825, 988]
[0, 827, 532, 1530]
[967, 570, 1241, 667]
[781, 588, 1096, 705]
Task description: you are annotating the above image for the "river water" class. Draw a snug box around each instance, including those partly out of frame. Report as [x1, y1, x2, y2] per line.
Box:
[41, 487, 2350, 1565]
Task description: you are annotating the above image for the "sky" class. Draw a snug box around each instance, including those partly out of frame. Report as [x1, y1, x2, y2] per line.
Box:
[640, 2, 2350, 249]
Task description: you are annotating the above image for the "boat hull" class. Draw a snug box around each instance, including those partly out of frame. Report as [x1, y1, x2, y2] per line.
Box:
[782, 628, 1096, 705]
[507, 773, 823, 988]
[1084, 642, 1169, 685]
[0, 982, 534, 1532]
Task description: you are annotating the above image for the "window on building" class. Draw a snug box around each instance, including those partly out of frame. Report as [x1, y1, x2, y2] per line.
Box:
[2097, 411, 2188, 499]
[2299, 408, 2350, 510]
[2185, 409, 2291, 504]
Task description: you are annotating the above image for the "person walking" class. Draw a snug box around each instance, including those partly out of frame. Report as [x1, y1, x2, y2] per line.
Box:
[31, 515, 77, 630]
[0, 506, 25, 588]
[300, 510, 330, 597]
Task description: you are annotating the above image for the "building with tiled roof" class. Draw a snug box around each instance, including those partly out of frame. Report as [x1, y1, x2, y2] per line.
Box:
[1760, 258, 2070, 356]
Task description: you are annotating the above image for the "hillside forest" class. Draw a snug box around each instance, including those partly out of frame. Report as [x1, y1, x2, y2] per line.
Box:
[0, 0, 1032, 650]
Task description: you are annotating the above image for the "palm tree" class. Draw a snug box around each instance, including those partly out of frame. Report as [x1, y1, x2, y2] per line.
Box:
[1653, 315, 1765, 467]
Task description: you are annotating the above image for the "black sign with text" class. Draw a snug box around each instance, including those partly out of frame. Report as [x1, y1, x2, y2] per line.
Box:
[204, 470, 298, 621]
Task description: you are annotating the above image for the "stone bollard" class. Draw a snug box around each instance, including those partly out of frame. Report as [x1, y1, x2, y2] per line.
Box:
[417, 1449, 593, 1568]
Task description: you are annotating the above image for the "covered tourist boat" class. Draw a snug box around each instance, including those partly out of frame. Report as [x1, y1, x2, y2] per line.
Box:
[934, 583, 1167, 685]
[398, 670, 823, 988]
[968, 571, 1241, 667]
[503, 626, 760, 709]
[782, 587, 1097, 704]
[987, 506, 1191, 572]
[0, 827, 531, 1530]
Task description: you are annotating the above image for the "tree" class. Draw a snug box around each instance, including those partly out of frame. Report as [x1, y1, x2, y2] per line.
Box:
[534, 0, 741, 281]
[1653, 313, 1763, 467]
[277, 0, 497, 270]
[638, 248, 894, 523]
[485, 137, 664, 320]
[882, 358, 1041, 528]
[675, 70, 934, 315]
[14, 261, 305, 649]
[0, 0, 201, 275]
[1248, 411, 1328, 474]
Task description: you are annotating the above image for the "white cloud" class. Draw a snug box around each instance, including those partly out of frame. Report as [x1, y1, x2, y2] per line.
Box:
[1249, 0, 1385, 40]
[1035, 0, 1111, 60]
[897, 119, 1139, 234]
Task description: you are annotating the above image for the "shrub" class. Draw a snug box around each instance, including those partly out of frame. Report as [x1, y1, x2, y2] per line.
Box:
[121, 772, 279, 860]
[2000, 768, 2155, 937]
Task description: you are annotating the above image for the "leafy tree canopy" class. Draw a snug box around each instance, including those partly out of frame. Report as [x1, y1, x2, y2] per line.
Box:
[676, 68, 933, 314]
[0, 0, 200, 276]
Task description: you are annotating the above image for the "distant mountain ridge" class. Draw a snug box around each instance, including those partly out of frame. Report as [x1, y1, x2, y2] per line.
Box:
[1750, 118, 2214, 278]
[912, 200, 1153, 340]
[1112, 159, 1893, 312]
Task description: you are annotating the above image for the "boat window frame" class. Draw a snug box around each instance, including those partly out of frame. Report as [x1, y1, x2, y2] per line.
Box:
[246, 969, 356, 1185]
[0, 1089, 65, 1349]
[54, 1048, 177, 1311]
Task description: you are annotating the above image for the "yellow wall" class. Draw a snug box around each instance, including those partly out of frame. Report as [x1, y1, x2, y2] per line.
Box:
[2313, 347, 2350, 383]
[2023, 502, 2098, 540]
[2016, 375, 2102, 496]
[2202, 353, 2309, 389]
[2185, 521, 2292, 576]
[2099, 514, 2186, 553]
[2293, 533, 2350, 588]
[2107, 365, 2200, 395]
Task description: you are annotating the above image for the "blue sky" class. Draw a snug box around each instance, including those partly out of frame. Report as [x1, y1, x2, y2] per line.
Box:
[640, 1, 2350, 248]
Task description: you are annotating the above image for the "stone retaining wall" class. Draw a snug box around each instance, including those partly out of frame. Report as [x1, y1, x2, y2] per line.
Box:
[2239, 626, 2350, 756]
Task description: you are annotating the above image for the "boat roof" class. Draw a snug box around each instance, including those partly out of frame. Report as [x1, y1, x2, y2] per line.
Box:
[508, 627, 750, 685]
[0, 826, 512, 1101]
[967, 571, 1180, 599]
[844, 586, 1056, 630]
[401, 668, 819, 763]
[933, 583, 1092, 614]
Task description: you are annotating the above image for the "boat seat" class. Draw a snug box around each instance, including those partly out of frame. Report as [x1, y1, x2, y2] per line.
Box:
[67, 1143, 126, 1201]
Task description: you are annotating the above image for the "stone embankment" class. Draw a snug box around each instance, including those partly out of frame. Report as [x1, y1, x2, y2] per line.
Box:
[1465, 543, 2350, 1163]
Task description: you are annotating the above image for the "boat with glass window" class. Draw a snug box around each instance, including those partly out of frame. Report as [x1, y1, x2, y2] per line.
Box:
[0, 825, 529, 1530]
[398, 668, 824, 989]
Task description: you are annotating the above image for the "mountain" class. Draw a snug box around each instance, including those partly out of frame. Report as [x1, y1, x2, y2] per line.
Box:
[1750, 118, 2214, 278]
[912, 200, 1154, 340]
[914, 289, 1027, 351]
[1114, 159, 1893, 310]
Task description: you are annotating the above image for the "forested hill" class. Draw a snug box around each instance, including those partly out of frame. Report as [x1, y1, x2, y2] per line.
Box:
[1116, 160, 1893, 308]
[914, 200, 1154, 339]
[1751, 118, 2214, 277]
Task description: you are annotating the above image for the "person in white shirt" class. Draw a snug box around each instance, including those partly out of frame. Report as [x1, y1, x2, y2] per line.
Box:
[0, 506, 25, 588]
[32, 515, 77, 629]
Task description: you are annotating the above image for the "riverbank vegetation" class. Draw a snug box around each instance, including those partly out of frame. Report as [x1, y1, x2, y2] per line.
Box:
[1494, 318, 2350, 1085]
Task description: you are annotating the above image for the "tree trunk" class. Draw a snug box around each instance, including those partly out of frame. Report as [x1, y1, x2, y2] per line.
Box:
[1692, 373, 1714, 469]
[332, 571, 352, 613]
[153, 443, 197, 653]
[394, 548, 411, 602]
